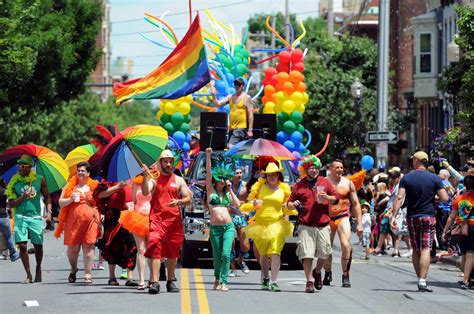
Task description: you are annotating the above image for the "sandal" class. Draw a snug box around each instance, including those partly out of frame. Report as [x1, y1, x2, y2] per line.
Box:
[137, 283, 145, 290]
[108, 278, 119, 286]
[21, 277, 33, 284]
[84, 275, 93, 284]
[68, 268, 78, 283]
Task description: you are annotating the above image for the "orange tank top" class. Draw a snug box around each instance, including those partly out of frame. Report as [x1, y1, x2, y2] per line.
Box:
[329, 181, 351, 218]
[150, 174, 181, 222]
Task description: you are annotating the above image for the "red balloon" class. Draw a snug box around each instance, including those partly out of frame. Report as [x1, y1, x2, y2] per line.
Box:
[270, 74, 278, 86]
[292, 62, 305, 72]
[265, 67, 278, 78]
[278, 50, 291, 64]
[276, 62, 290, 73]
[291, 49, 304, 63]
[262, 95, 273, 104]
[262, 79, 270, 86]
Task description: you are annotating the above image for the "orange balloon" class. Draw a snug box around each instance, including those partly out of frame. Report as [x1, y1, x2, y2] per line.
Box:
[294, 81, 306, 93]
[282, 81, 294, 94]
[289, 70, 302, 84]
[262, 94, 273, 104]
[275, 83, 284, 92]
[277, 72, 289, 84]
[264, 85, 276, 96]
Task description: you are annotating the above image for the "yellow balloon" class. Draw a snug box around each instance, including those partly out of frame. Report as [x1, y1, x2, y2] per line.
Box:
[184, 95, 194, 104]
[156, 111, 162, 121]
[296, 103, 306, 113]
[274, 102, 282, 113]
[164, 101, 176, 115]
[290, 91, 304, 106]
[282, 100, 295, 113]
[178, 102, 191, 115]
[264, 101, 275, 112]
[273, 91, 285, 105]
[302, 92, 309, 104]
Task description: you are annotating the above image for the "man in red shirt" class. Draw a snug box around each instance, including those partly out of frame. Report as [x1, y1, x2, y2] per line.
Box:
[288, 155, 339, 293]
[142, 150, 192, 295]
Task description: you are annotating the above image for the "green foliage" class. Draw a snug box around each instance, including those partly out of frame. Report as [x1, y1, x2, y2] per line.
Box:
[0, 92, 159, 156]
[0, 0, 102, 111]
[438, 5, 474, 154]
[247, 12, 297, 46]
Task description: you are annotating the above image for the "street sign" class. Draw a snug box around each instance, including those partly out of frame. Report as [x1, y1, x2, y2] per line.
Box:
[376, 143, 388, 158]
[366, 131, 399, 143]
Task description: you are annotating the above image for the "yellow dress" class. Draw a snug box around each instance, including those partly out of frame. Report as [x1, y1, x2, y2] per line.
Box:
[242, 179, 296, 256]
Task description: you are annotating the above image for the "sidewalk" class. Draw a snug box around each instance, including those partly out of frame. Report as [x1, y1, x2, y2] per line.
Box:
[437, 252, 462, 268]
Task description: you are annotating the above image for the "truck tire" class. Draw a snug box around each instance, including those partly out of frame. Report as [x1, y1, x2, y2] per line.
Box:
[181, 241, 199, 268]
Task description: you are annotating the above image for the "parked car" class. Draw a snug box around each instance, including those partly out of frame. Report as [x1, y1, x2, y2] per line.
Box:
[181, 151, 301, 269]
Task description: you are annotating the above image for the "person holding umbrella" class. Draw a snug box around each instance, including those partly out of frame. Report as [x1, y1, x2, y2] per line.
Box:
[142, 149, 192, 295]
[240, 161, 297, 292]
[5, 155, 52, 283]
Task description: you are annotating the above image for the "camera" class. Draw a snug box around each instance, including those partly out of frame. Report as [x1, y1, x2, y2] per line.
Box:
[295, 203, 305, 214]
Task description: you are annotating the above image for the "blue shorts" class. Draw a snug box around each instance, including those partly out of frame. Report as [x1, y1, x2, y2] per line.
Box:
[232, 214, 248, 228]
[362, 231, 371, 246]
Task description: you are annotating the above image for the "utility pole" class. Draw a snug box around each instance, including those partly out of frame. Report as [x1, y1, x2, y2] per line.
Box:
[376, 0, 390, 167]
[285, 0, 290, 42]
[271, 17, 276, 50]
[327, 0, 334, 37]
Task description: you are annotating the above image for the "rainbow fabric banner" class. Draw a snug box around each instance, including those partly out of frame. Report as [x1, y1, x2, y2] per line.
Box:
[113, 14, 210, 104]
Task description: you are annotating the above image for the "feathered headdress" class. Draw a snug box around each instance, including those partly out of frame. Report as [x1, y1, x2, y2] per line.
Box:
[211, 155, 235, 181]
[298, 155, 322, 178]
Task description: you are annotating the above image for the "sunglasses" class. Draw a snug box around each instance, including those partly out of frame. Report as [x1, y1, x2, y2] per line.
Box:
[18, 163, 32, 168]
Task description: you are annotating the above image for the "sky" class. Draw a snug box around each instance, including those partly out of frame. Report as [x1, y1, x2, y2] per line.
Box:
[109, 0, 343, 78]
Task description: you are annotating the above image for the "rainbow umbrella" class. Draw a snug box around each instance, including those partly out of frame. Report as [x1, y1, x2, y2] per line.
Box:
[225, 138, 295, 160]
[101, 125, 168, 182]
[65, 144, 98, 178]
[0, 144, 69, 192]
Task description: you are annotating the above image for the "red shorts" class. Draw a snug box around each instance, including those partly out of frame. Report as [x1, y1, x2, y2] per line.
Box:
[407, 216, 436, 251]
[144, 219, 184, 259]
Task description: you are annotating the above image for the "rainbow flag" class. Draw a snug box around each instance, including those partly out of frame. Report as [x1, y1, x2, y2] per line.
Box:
[113, 14, 210, 104]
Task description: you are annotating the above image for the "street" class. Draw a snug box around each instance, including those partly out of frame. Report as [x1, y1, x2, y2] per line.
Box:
[1, 231, 472, 313]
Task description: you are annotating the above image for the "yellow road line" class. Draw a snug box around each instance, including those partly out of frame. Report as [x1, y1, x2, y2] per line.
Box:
[193, 268, 210, 314]
[181, 268, 191, 314]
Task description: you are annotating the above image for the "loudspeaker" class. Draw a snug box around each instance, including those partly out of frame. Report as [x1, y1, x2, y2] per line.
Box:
[253, 114, 276, 140]
[200, 112, 228, 151]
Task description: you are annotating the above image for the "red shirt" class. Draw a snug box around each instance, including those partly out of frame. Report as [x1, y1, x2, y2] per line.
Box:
[289, 177, 339, 227]
[150, 174, 182, 222]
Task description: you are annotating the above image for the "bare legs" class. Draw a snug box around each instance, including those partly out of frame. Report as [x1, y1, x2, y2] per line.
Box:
[18, 242, 43, 283]
[133, 234, 148, 285]
[412, 248, 431, 279]
[325, 218, 352, 275]
[464, 252, 473, 285]
[259, 254, 280, 282]
[67, 244, 95, 280]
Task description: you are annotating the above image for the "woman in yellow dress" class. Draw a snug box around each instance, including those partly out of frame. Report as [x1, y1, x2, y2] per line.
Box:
[241, 162, 297, 292]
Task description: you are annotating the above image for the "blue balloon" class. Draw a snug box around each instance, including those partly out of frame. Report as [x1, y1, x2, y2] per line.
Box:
[298, 143, 305, 153]
[283, 140, 295, 151]
[185, 133, 192, 143]
[173, 131, 186, 147]
[182, 142, 190, 152]
[277, 131, 288, 143]
[290, 131, 303, 145]
[215, 80, 227, 93]
[361, 155, 375, 170]
[167, 140, 177, 149]
[228, 87, 236, 95]
[226, 73, 235, 84]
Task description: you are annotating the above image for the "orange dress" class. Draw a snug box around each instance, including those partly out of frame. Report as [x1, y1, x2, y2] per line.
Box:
[64, 190, 100, 245]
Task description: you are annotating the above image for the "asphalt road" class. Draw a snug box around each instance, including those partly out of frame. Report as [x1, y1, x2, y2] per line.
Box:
[1, 231, 472, 313]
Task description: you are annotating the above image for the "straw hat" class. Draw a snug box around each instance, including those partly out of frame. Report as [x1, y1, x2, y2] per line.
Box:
[158, 149, 176, 161]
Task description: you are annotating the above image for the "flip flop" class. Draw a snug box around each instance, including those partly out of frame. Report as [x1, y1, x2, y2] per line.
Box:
[21, 277, 33, 284]
[84, 275, 93, 284]
[137, 283, 145, 290]
[68, 268, 78, 283]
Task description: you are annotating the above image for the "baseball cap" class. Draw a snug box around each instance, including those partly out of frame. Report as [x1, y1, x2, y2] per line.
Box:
[411, 151, 429, 162]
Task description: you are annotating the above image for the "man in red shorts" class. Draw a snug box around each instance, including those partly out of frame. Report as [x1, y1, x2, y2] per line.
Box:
[142, 150, 192, 294]
[389, 151, 448, 292]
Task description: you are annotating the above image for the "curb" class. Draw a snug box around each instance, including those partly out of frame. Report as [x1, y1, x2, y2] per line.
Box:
[438, 255, 461, 268]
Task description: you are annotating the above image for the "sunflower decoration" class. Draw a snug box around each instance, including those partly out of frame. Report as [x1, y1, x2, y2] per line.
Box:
[211, 155, 235, 182]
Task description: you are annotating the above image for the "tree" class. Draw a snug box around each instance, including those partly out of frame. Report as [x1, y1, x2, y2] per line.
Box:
[247, 12, 297, 46]
[438, 5, 474, 157]
[0, 0, 102, 110]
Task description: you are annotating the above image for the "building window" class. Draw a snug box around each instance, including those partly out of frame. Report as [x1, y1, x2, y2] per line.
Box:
[420, 33, 432, 73]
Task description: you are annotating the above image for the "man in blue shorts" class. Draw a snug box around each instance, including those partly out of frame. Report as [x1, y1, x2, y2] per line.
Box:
[389, 151, 448, 292]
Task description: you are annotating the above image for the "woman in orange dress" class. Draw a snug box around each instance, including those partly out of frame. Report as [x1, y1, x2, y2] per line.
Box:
[56, 162, 100, 284]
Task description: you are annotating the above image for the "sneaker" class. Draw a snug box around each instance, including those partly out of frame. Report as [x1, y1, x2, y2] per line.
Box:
[120, 269, 128, 280]
[261, 278, 270, 290]
[228, 269, 236, 278]
[10, 252, 20, 262]
[323, 271, 332, 286]
[342, 274, 351, 288]
[148, 282, 160, 294]
[417, 284, 433, 292]
[401, 250, 412, 258]
[269, 282, 281, 292]
[98, 262, 104, 270]
[314, 272, 323, 290]
[220, 284, 229, 292]
[238, 261, 250, 274]
[0, 255, 6, 260]
[460, 282, 469, 290]
[166, 281, 179, 293]
[305, 281, 315, 293]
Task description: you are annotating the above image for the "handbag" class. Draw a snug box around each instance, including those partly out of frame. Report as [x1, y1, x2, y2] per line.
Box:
[450, 220, 468, 243]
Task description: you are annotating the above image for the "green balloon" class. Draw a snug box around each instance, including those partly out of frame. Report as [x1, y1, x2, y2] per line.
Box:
[290, 111, 303, 124]
[283, 120, 297, 133]
[164, 122, 175, 133]
[240, 49, 250, 58]
[236, 63, 248, 77]
[277, 112, 290, 122]
[171, 112, 184, 127]
[160, 113, 171, 124]
[277, 120, 284, 131]
[296, 124, 305, 134]
[183, 114, 191, 123]
[234, 56, 243, 65]
[179, 123, 190, 133]
[223, 57, 233, 69]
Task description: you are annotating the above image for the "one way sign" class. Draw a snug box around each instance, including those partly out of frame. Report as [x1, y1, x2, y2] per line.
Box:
[366, 131, 399, 144]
